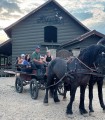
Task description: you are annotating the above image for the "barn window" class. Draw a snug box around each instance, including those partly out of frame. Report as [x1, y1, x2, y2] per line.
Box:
[44, 26, 57, 43]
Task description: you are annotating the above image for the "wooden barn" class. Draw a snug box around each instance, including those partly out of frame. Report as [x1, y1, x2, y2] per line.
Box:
[3, 0, 105, 64]
[0, 39, 12, 69]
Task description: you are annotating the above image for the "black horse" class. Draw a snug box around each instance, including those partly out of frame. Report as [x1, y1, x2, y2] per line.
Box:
[43, 44, 105, 117]
[78, 44, 105, 115]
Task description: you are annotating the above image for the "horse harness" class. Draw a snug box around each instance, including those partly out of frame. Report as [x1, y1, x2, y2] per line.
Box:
[46, 57, 104, 89]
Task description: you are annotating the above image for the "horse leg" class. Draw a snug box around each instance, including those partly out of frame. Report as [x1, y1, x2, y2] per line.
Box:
[49, 86, 54, 98]
[53, 84, 60, 103]
[43, 75, 54, 104]
[44, 88, 49, 104]
[63, 84, 71, 100]
[79, 85, 88, 115]
[63, 89, 67, 100]
[66, 86, 77, 117]
[89, 80, 94, 113]
[97, 77, 105, 110]
[63, 83, 67, 100]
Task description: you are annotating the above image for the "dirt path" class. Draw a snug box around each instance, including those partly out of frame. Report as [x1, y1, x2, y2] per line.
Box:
[0, 77, 105, 120]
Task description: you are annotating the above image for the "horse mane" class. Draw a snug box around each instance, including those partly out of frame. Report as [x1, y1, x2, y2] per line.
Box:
[78, 44, 105, 67]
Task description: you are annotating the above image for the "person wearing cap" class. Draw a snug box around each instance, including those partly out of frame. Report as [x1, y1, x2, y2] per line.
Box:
[20, 54, 25, 64]
[21, 54, 32, 73]
[31, 45, 44, 74]
[15, 54, 25, 71]
[16, 54, 25, 64]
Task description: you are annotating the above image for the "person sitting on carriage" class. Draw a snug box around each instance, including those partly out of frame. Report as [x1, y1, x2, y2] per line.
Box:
[17, 56, 22, 64]
[16, 54, 25, 65]
[20, 54, 25, 64]
[31, 45, 45, 75]
[43, 50, 53, 75]
[44, 50, 53, 64]
[23, 54, 31, 65]
[15, 54, 25, 71]
[21, 54, 32, 73]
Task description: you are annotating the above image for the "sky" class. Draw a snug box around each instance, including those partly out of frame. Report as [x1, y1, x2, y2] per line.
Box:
[0, 0, 105, 44]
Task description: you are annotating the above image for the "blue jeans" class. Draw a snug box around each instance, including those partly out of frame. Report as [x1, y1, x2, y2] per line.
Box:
[31, 61, 45, 75]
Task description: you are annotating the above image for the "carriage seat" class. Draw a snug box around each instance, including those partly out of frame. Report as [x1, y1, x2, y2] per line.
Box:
[15, 64, 25, 71]
[15, 64, 32, 73]
[15, 64, 26, 68]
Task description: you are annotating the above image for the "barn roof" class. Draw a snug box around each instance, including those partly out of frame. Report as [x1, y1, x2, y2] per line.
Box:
[4, 0, 90, 38]
[60, 30, 105, 48]
[0, 39, 12, 56]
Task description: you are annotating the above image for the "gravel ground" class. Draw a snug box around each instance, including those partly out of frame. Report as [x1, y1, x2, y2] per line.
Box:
[0, 77, 105, 120]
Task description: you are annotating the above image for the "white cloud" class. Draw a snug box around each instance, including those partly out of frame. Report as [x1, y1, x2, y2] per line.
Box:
[82, 9, 105, 28]
[0, 30, 8, 43]
[58, 0, 105, 14]
[18, 0, 46, 11]
[0, 18, 19, 28]
[57, 0, 105, 33]
[0, 0, 105, 42]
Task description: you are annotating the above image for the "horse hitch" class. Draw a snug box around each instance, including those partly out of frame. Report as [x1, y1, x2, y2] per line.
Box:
[65, 72, 74, 79]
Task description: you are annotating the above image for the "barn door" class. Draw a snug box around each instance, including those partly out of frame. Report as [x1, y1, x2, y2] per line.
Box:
[44, 26, 57, 43]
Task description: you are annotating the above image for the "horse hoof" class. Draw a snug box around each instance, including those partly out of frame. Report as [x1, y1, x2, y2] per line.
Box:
[66, 114, 74, 118]
[54, 99, 60, 103]
[89, 112, 95, 117]
[83, 113, 89, 117]
[55, 102, 60, 104]
[103, 109, 105, 113]
[43, 103, 49, 106]
[62, 98, 67, 101]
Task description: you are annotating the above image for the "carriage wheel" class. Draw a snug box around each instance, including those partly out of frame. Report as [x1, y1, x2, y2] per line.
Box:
[30, 79, 39, 99]
[57, 82, 64, 96]
[15, 76, 23, 93]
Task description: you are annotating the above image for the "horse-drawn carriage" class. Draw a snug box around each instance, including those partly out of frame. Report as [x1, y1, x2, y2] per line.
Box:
[15, 68, 46, 99]
[4, 63, 64, 100]
[3, 42, 105, 117]
[5, 64, 47, 99]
